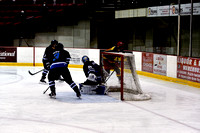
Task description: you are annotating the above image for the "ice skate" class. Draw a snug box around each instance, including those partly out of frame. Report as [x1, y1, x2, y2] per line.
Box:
[40, 78, 47, 84]
[49, 86, 56, 98]
[76, 91, 81, 99]
[74, 87, 81, 98]
[49, 92, 56, 99]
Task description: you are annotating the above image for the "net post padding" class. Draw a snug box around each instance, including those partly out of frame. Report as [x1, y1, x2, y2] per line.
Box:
[101, 52, 151, 101]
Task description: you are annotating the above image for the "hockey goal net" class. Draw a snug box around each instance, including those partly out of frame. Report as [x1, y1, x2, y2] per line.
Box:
[101, 52, 151, 101]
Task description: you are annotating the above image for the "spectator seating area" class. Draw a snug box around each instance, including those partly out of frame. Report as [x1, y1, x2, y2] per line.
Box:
[0, 0, 86, 26]
[0, 0, 193, 46]
[0, 0, 86, 45]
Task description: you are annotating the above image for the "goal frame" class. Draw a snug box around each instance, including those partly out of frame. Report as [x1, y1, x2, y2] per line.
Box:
[101, 51, 151, 101]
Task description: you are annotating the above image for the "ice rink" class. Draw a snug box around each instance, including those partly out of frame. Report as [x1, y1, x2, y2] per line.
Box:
[0, 66, 200, 133]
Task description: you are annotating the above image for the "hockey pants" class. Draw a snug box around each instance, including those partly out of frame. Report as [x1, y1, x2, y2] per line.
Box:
[48, 67, 80, 95]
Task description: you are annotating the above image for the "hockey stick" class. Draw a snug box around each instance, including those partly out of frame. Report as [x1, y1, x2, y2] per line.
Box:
[43, 86, 50, 94]
[105, 70, 115, 83]
[28, 69, 44, 76]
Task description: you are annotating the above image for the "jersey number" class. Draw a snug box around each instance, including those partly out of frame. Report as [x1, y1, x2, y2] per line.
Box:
[53, 52, 60, 61]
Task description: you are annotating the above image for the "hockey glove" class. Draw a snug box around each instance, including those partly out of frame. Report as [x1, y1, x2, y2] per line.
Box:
[45, 62, 51, 70]
[87, 73, 97, 82]
[66, 58, 70, 67]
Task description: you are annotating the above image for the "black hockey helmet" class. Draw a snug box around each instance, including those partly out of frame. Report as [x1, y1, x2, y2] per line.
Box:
[57, 43, 64, 50]
[82, 55, 89, 63]
[51, 40, 58, 45]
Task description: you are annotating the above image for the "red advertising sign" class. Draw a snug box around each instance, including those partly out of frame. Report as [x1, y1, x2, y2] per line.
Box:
[177, 56, 200, 83]
[142, 52, 153, 73]
[0, 48, 17, 62]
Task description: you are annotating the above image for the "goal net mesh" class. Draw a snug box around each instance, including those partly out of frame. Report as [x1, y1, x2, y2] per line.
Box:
[101, 52, 151, 101]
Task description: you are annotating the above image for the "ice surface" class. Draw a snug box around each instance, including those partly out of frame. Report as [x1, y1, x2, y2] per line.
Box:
[0, 66, 200, 133]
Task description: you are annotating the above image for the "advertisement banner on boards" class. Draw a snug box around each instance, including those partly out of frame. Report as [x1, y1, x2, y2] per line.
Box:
[177, 56, 200, 83]
[142, 52, 153, 73]
[153, 54, 167, 75]
[0, 48, 17, 62]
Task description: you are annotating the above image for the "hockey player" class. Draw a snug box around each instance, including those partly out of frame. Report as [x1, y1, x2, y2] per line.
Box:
[81, 55, 102, 85]
[40, 40, 58, 83]
[48, 43, 81, 98]
[80, 55, 105, 95]
[105, 41, 125, 53]
[102, 41, 125, 83]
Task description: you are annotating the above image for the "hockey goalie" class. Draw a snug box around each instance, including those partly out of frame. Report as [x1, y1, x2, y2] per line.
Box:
[79, 55, 106, 95]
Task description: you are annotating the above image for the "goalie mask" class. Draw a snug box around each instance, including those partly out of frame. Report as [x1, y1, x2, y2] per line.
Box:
[82, 55, 89, 63]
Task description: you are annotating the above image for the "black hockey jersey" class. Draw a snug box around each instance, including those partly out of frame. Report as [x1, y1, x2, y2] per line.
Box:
[50, 49, 71, 69]
[83, 61, 101, 78]
[42, 46, 56, 67]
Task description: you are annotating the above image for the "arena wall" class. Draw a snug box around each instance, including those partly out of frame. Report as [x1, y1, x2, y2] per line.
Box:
[0, 46, 199, 88]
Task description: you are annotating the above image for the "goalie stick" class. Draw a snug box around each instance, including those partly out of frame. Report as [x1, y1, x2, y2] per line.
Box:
[28, 69, 44, 76]
[105, 70, 115, 83]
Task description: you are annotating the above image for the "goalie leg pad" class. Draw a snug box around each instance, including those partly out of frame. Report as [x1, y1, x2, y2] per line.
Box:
[79, 84, 97, 95]
[95, 85, 106, 95]
[79, 84, 106, 95]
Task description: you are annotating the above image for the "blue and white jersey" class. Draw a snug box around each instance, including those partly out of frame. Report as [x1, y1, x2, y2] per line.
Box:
[50, 62, 68, 69]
